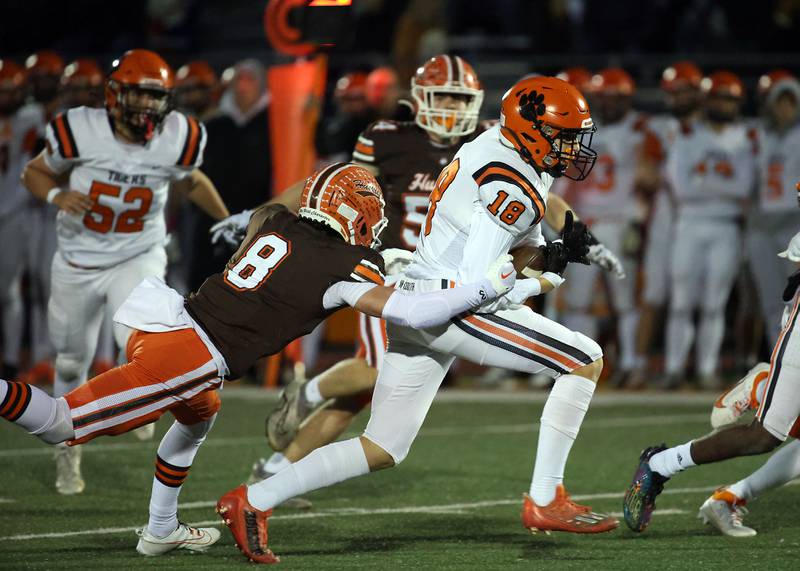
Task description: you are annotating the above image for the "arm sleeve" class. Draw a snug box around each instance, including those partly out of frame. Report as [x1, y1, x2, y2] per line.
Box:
[43, 112, 79, 174]
[456, 207, 516, 284]
[322, 281, 379, 310]
[381, 279, 494, 329]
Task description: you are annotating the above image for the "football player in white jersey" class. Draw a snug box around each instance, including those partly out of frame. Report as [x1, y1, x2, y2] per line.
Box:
[555, 68, 657, 386]
[633, 62, 704, 387]
[225, 76, 620, 562]
[21, 49, 229, 495]
[747, 77, 800, 344]
[0, 59, 40, 380]
[662, 71, 758, 390]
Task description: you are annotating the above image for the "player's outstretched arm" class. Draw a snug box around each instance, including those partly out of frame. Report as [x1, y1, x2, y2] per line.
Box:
[326, 255, 517, 329]
[173, 169, 230, 221]
[22, 152, 92, 215]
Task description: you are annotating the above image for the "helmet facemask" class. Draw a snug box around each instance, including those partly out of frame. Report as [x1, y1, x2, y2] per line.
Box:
[413, 84, 483, 138]
[540, 124, 598, 181]
[109, 82, 172, 142]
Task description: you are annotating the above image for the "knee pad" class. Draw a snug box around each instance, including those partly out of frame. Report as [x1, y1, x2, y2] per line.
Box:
[55, 354, 89, 383]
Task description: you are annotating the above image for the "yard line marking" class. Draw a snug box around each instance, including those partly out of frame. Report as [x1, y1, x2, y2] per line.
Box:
[0, 498, 15, 504]
[0, 413, 709, 458]
[0, 491, 702, 542]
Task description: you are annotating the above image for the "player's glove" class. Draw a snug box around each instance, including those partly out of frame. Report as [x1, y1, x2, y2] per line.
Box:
[540, 240, 569, 275]
[587, 243, 626, 279]
[210, 209, 254, 247]
[784, 269, 800, 302]
[778, 230, 800, 263]
[560, 210, 591, 265]
[485, 254, 516, 296]
[381, 248, 414, 277]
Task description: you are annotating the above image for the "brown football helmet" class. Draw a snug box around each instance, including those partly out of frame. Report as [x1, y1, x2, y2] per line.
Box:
[298, 162, 387, 249]
[106, 49, 175, 142]
[500, 76, 596, 181]
[411, 55, 483, 138]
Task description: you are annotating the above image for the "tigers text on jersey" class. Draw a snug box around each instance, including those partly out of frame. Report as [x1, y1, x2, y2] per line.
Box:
[552, 112, 659, 222]
[353, 120, 484, 251]
[43, 106, 206, 267]
[185, 205, 386, 378]
[666, 120, 757, 220]
[405, 124, 549, 284]
[756, 122, 800, 213]
[0, 106, 41, 218]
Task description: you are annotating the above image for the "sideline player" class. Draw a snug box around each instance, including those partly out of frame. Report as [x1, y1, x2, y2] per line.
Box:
[556, 67, 656, 386]
[0, 59, 40, 379]
[21, 49, 229, 495]
[219, 76, 621, 565]
[633, 61, 703, 386]
[0, 163, 518, 556]
[662, 71, 757, 389]
[747, 77, 800, 344]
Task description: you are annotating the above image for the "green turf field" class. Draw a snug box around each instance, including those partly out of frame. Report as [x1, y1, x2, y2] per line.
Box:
[1, 388, 799, 569]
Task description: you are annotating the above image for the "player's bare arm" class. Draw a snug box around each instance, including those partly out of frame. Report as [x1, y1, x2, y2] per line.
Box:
[171, 168, 230, 220]
[22, 151, 92, 215]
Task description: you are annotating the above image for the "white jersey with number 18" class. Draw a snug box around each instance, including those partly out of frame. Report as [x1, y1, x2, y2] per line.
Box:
[406, 124, 550, 284]
[43, 106, 206, 267]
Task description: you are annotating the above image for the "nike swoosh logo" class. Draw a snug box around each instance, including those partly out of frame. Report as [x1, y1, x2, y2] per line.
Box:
[500, 271, 513, 279]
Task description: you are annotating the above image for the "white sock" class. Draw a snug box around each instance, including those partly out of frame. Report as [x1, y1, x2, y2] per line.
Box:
[304, 377, 324, 406]
[247, 437, 369, 511]
[728, 440, 800, 501]
[147, 417, 215, 538]
[530, 375, 595, 506]
[264, 452, 291, 474]
[0, 380, 73, 443]
[648, 441, 695, 478]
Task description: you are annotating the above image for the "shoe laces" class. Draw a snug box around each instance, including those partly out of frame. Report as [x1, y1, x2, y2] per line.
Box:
[728, 504, 749, 527]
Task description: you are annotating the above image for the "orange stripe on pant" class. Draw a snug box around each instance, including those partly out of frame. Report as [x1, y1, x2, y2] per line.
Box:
[65, 329, 222, 445]
[463, 315, 583, 371]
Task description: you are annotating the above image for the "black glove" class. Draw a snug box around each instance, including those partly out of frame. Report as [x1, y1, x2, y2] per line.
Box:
[784, 269, 800, 302]
[539, 241, 569, 275]
[560, 210, 590, 264]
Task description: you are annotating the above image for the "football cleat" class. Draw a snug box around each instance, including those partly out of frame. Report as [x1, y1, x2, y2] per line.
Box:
[623, 444, 669, 532]
[136, 522, 222, 555]
[247, 458, 312, 510]
[698, 488, 757, 537]
[522, 486, 618, 534]
[266, 377, 315, 452]
[711, 363, 769, 429]
[217, 484, 279, 564]
[55, 443, 85, 495]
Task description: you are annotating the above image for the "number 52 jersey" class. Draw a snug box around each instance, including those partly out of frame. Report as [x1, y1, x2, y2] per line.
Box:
[43, 106, 206, 267]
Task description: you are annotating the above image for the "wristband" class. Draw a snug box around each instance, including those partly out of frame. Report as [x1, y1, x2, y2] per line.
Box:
[46, 188, 61, 204]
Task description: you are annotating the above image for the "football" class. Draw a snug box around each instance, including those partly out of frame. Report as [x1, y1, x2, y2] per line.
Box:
[510, 245, 545, 278]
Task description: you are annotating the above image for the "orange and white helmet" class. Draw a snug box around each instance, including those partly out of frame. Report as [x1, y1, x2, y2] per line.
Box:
[411, 55, 483, 138]
[500, 76, 596, 181]
[757, 69, 795, 99]
[0, 59, 26, 115]
[701, 70, 745, 99]
[298, 163, 387, 249]
[25, 50, 64, 104]
[106, 49, 175, 141]
[661, 61, 702, 92]
[62, 59, 103, 88]
[590, 68, 635, 96]
[556, 67, 592, 93]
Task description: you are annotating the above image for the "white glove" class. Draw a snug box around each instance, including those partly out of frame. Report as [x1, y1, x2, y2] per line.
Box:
[478, 271, 565, 313]
[778, 231, 800, 262]
[587, 243, 626, 279]
[209, 209, 254, 246]
[484, 254, 516, 296]
[381, 248, 414, 276]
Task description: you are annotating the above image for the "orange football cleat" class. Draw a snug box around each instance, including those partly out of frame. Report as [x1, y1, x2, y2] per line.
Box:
[216, 485, 280, 564]
[522, 485, 618, 534]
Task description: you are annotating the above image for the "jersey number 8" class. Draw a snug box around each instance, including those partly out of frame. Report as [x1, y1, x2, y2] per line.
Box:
[224, 233, 291, 291]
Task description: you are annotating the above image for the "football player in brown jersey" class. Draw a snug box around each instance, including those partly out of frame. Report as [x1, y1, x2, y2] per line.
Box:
[229, 57, 625, 504]
[0, 163, 516, 557]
